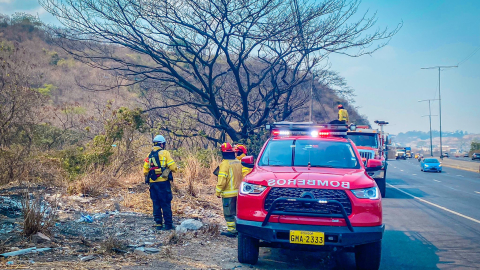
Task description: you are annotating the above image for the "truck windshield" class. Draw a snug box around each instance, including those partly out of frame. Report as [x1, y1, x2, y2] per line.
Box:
[348, 133, 378, 148]
[258, 139, 360, 169]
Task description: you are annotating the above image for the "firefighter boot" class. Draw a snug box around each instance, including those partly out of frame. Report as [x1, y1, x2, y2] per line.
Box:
[163, 224, 174, 231]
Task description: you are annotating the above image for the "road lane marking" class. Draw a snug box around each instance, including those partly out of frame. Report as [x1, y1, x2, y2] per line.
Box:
[475, 191, 480, 194]
[401, 170, 404, 172]
[387, 184, 480, 225]
[412, 174, 417, 176]
[456, 175, 464, 177]
[433, 180, 441, 182]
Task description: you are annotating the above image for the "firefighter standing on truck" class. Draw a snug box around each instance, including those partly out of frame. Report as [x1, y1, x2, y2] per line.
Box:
[216, 143, 243, 237]
[235, 144, 252, 177]
[143, 135, 178, 231]
[337, 104, 349, 123]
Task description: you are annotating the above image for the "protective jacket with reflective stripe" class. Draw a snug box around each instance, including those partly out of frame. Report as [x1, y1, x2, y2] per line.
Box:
[215, 159, 243, 198]
[338, 109, 349, 122]
[143, 147, 178, 183]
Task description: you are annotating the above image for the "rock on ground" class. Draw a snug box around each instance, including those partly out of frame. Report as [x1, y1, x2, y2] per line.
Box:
[179, 219, 203, 230]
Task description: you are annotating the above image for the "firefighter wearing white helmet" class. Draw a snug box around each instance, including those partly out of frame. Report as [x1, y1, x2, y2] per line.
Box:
[143, 135, 178, 230]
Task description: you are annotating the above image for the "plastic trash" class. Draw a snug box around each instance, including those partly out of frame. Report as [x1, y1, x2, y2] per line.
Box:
[77, 214, 93, 223]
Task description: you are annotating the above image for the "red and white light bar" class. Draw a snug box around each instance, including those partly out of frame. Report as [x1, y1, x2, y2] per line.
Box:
[267, 122, 348, 138]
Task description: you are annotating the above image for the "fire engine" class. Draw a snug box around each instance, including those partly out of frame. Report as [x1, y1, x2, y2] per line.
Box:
[347, 123, 389, 198]
[237, 122, 384, 270]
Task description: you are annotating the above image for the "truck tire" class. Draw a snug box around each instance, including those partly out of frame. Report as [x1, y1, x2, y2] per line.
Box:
[238, 233, 259, 265]
[355, 241, 381, 270]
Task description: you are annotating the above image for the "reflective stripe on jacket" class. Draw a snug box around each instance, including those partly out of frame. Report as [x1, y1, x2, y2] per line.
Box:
[215, 159, 243, 198]
[338, 109, 349, 122]
[143, 146, 178, 183]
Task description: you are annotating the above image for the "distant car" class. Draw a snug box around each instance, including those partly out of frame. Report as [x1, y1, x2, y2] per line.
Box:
[473, 153, 480, 160]
[421, 158, 442, 172]
[443, 153, 449, 158]
[464, 153, 469, 157]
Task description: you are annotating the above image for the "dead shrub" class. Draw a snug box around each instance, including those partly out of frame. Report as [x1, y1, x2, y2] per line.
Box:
[201, 223, 220, 237]
[167, 231, 184, 245]
[100, 236, 125, 254]
[21, 192, 57, 237]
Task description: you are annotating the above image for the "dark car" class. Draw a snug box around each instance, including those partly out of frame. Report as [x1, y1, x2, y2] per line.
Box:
[473, 153, 480, 160]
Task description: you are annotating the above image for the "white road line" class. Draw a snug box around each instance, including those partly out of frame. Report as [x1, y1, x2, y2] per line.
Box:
[475, 191, 480, 194]
[387, 184, 480, 224]
[412, 174, 417, 176]
[456, 175, 464, 177]
[433, 180, 441, 183]
[401, 170, 404, 172]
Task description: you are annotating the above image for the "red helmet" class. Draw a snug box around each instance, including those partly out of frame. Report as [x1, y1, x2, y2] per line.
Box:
[235, 144, 247, 155]
[221, 142, 234, 152]
[337, 104, 344, 109]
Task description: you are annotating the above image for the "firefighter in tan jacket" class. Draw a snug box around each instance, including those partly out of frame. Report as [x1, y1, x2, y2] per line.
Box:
[216, 142, 243, 237]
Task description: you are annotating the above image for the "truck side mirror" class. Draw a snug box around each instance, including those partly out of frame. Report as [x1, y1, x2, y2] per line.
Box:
[366, 159, 382, 171]
[241, 156, 255, 168]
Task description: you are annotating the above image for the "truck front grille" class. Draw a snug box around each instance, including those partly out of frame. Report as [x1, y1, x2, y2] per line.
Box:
[264, 188, 352, 216]
[358, 150, 375, 160]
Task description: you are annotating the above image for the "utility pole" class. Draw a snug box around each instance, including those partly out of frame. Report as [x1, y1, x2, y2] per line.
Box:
[419, 99, 439, 157]
[421, 65, 457, 158]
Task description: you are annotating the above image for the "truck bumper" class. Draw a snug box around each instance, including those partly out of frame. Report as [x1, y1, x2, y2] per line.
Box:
[236, 218, 384, 248]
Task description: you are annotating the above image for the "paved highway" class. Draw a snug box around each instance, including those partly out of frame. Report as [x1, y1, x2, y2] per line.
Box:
[248, 158, 480, 269]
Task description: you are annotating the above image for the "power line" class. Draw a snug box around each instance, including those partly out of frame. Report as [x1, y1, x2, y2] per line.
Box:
[457, 46, 480, 66]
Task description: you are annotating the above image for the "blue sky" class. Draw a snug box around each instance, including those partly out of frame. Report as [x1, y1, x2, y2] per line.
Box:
[2, 0, 479, 134]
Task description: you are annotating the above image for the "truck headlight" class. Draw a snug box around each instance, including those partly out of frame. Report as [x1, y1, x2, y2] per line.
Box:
[240, 182, 267, 195]
[351, 187, 379, 200]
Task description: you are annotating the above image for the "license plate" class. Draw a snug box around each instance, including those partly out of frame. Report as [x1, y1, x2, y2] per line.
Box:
[289, 230, 324, 245]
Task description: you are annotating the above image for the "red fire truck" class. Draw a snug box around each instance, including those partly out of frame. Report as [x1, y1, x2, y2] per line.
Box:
[237, 122, 384, 269]
[347, 123, 389, 198]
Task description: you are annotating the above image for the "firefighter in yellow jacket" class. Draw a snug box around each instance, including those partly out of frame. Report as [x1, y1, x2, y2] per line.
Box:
[235, 144, 252, 177]
[216, 142, 243, 237]
[338, 104, 349, 123]
[143, 135, 178, 231]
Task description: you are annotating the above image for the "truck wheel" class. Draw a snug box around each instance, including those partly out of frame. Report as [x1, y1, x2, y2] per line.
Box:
[355, 241, 381, 270]
[238, 233, 259, 265]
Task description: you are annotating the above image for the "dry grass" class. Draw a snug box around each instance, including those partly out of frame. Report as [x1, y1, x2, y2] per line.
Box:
[21, 192, 57, 237]
[182, 154, 200, 197]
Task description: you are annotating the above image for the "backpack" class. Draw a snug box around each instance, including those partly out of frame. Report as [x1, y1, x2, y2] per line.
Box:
[147, 149, 163, 181]
[147, 149, 173, 181]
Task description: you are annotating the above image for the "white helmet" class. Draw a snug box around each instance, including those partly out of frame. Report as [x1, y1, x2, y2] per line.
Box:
[153, 135, 166, 144]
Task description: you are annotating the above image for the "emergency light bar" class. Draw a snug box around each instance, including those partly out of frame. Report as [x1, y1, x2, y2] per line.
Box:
[266, 122, 348, 138]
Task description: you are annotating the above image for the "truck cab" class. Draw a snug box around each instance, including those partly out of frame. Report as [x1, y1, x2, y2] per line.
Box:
[347, 126, 388, 197]
[237, 122, 384, 270]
